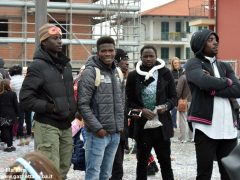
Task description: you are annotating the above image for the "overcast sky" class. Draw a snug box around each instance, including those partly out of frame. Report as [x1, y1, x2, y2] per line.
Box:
[141, 0, 173, 12]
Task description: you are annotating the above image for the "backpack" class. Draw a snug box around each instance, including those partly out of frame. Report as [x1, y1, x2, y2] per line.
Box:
[94, 67, 123, 86]
[73, 67, 124, 100]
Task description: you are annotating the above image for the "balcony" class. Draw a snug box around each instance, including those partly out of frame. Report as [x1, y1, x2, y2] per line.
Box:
[161, 32, 187, 41]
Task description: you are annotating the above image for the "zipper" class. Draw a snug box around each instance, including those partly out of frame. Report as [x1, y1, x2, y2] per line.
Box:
[111, 70, 118, 132]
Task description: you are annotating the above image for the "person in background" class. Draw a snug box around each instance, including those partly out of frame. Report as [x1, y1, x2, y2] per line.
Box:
[176, 68, 192, 143]
[170, 57, 183, 130]
[78, 36, 124, 180]
[5, 151, 62, 180]
[126, 45, 176, 180]
[185, 29, 240, 180]
[0, 58, 10, 80]
[0, 79, 19, 152]
[110, 48, 129, 180]
[9, 64, 32, 145]
[19, 23, 76, 179]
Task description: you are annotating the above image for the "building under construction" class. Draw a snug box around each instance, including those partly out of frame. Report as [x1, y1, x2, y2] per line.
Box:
[0, 0, 141, 69]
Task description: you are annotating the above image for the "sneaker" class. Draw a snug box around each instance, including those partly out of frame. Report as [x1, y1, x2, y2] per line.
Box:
[181, 140, 187, 143]
[10, 146, 16, 151]
[3, 147, 12, 152]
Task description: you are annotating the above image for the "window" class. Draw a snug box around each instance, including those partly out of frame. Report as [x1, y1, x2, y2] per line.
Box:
[0, 19, 8, 37]
[161, 47, 169, 61]
[198, 26, 208, 31]
[161, 22, 169, 40]
[186, 47, 191, 59]
[186, 22, 190, 33]
[175, 22, 181, 32]
[175, 47, 181, 59]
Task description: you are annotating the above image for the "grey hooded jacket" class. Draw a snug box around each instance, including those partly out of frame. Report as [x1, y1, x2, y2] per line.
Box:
[78, 55, 124, 134]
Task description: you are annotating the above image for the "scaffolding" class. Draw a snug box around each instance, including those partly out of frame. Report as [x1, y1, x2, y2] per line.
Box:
[0, 0, 141, 69]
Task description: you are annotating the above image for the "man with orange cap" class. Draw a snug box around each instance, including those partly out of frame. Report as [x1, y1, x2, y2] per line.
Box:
[20, 23, 77, 179]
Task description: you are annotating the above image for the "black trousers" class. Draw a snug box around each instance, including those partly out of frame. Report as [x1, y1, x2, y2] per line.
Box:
[110, 140, 125, 180]
[18, 110, 32, 137]
[195, 129, 238, 180]
[0, 125, 13, 147]
[136, 127, 174, 180]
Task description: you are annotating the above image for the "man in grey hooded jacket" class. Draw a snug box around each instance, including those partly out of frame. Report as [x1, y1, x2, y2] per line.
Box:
[78, 36, 124, 180]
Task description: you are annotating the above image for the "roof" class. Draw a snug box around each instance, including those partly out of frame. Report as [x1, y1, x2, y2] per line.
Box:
[141, 0, 207, 17]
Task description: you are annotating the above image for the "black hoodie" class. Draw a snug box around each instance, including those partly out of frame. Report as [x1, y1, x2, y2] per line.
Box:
[190, 29, 219, 58]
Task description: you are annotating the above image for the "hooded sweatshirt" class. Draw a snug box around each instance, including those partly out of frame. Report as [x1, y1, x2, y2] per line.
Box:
[185, 29, 240, 127]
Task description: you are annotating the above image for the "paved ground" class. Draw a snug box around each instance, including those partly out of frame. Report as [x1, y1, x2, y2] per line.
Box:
[0, 129, 221, 180]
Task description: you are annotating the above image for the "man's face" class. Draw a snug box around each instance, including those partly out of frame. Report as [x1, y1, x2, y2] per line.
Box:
[97, 43, 116, 67]
[203, 34, 218, 57]
[118, 59, 129, 73]
[43, 34, 62, 54]
[141, 48, 157, 68]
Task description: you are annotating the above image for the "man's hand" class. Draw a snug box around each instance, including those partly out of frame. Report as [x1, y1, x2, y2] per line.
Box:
[142, 108, 156, 119]
[203, 69, 210, 75]
[96, 129, 108, 138]
[157, 104, 168, 114]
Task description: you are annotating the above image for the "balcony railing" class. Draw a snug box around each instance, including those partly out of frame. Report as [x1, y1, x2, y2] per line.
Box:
[189, 0, 216, 17]
[148, 32, 188, 41]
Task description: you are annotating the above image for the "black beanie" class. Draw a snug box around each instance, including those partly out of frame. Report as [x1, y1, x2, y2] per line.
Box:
[190, 29, 219, 57]
[115, 48, 128, 63]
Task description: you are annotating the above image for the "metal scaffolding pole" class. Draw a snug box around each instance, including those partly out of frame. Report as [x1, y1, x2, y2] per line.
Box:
[35, 0, 47, 48]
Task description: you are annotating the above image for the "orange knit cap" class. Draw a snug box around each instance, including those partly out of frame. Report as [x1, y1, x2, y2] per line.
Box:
[39, 24, 62, 43]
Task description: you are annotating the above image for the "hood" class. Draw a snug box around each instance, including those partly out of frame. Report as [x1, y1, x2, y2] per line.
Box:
[85, 55, 116, 70]
[190, 29, 219, 57]
[33, 46, 54, 63]
[33, 45, 70, 65]
[0, 58, 4, 68]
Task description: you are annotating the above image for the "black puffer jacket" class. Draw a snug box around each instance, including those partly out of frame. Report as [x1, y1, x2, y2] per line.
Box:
[20, 46, 77, 129]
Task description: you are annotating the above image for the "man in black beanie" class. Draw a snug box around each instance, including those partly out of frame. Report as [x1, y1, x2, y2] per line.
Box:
[185, 29, 240, 180]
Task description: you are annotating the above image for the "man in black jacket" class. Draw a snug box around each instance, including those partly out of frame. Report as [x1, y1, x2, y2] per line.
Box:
[185, 29, 240, 180]
[20, 24, 76, 179]
[126, 45, 176, 180]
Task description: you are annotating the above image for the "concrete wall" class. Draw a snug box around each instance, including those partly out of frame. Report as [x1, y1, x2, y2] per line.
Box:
[217, 0, 240, 75]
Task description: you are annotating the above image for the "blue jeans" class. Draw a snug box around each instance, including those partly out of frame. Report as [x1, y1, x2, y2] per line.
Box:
[171, 107, 177, 128]
[85, 131, 120, 180]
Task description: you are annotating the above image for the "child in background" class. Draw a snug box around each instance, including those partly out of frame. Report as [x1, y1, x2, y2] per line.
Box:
[0, 79, 19, 152]
[71, 112, 86, 171]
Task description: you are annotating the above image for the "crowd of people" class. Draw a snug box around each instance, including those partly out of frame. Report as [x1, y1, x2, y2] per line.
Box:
[0, 23, 240, 180]
[0, 60, 33, 152]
